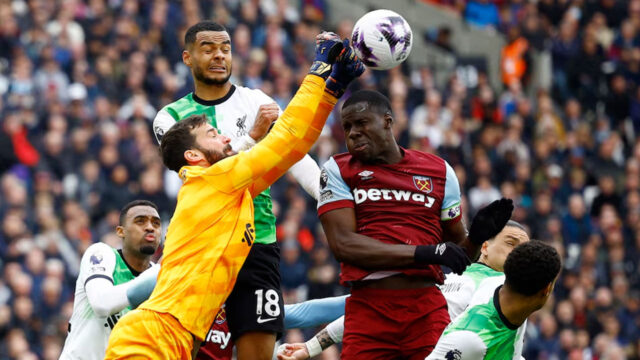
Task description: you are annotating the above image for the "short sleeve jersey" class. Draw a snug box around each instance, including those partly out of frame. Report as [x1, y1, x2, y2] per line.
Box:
[426, 286, 524, 360]
[317, 149, 461, 284]
[60, 243, 138, 360]
[440, 263, 505, 320]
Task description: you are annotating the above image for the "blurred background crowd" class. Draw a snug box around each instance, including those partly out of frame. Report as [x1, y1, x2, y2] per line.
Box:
[0, 0, 639, 359]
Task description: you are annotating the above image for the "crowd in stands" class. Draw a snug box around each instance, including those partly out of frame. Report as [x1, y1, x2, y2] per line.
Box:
[0, 0, 639, 359]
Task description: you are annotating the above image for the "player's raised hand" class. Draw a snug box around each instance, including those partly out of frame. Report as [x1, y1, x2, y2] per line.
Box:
[415, 242, 471, 275]
[277, 343, 310, 360]
[468, 198, 514, 245]
[249, 102, 279, 141]
[309, 31, 344, 79]
[325, 39, 365, 98]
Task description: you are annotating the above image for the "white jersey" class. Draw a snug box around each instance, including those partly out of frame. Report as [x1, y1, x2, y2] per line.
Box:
[153, 85, 280, 151]
[153, 84, 321, 200]
[439, 262, 505, 320]
[60, 243, 141, 360]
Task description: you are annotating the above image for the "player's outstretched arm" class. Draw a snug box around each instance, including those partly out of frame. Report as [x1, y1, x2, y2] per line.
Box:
[284, 295, 347, 329]
[277, 317, 343, 360]
[205, 33, 346, 197]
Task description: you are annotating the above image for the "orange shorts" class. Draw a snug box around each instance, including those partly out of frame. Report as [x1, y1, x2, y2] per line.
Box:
[105, 308, 194, 359]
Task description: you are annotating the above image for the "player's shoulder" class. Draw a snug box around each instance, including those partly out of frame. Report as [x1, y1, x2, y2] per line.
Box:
[161, 93, 194, 112]
[404, 148, 446, 163]
[83, 242, 114, 257]
[80, 243, 116, 268]
[232, 84, 274, 104]
[330, 152, 354, 167]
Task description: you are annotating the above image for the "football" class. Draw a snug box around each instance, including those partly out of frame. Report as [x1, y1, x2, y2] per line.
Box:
[351, 9, 413, 70]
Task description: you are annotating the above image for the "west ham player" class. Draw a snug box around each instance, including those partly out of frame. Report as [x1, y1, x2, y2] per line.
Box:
[426, 241, 562, 359]
[152, 21, 326, 359]
[317, 90, 513, 359]
[277, 219, 527, 360]
[60, 200, 161, 360]
[105, 34, 362, 359]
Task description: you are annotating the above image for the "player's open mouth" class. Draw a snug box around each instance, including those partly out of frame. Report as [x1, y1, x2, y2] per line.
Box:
[208, 66, 226, 72]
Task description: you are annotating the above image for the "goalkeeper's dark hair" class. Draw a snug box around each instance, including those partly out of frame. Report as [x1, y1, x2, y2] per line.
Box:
[160, 114, 209, 173]
[119, 200, 159, 225]
[504, 241, 561, 296]
[185, 21, 227, 47]
[342, 90, 392, 116]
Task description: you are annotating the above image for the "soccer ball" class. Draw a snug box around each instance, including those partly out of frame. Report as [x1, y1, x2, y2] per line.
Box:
[351, 9, 413, 70]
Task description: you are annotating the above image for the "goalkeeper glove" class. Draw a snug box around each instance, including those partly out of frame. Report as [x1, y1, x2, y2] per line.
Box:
[325, 39, 365, 98]
[309, 32, 344, 79]
[468, 198, 514, 245]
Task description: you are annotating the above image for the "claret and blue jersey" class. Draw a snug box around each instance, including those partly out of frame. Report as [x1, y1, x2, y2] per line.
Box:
[317, 147, 462, 284]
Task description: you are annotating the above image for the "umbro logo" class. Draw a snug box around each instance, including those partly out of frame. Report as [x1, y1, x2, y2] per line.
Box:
[358, 170, 374, 180]
[242, 223, 255, 247]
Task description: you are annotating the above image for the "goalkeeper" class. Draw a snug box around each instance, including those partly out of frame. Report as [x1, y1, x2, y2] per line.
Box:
[105, 33, 363, 359]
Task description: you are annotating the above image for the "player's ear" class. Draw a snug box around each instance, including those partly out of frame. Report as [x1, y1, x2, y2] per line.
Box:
[183, 50, 192, 67]
[541, 280, 555, 298]
[480, 239, 490, 257]
[116, 225, 125, 239]
[384, 113, 393, 129]
[184, 149, 203, 164]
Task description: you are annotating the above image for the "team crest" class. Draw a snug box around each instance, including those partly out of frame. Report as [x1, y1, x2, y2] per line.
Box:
[413, 176, 433, 193]
[358, 170, 374, 180]
[236, 114, 247, 136]
[215, 307, 227, 325]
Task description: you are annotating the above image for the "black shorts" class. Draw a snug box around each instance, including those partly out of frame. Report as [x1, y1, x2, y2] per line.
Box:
[225, 242, 284, 340]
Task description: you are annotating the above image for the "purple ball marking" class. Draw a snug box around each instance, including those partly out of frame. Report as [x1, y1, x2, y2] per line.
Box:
[352, 27, 379, 67]
[376, 16, 411, 58]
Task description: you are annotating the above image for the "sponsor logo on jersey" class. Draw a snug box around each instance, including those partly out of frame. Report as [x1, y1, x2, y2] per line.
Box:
[413, 176, 433, 193]
[242, 223, 255, 246]
[358, 170, 374, 180]
[439, 281, 464, 293]
[205, 329, 232, 349]
[236, 114, 247, 136]
[90, 253, 103, 265]
[104, 312, 123, 330]
[352, 187, 436, 208]
[446, 349, 462, 360]
[320, 169, 328, 189]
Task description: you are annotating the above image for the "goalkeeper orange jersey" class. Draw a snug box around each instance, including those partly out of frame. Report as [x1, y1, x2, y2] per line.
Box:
[139, 75, 336, 340]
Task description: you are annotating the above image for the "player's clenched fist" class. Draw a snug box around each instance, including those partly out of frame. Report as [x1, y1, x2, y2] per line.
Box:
[249, 102, 279, 141]
[277, 343, 310, 360]
[414, 242, 471, 275]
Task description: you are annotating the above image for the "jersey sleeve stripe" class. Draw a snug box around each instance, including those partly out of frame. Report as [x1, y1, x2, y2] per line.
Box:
[84, 274, 114, 288]
[318, 200, 354, 217]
